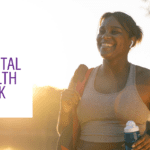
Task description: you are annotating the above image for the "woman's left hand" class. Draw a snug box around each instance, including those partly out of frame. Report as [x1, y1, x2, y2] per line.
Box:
[132, 132, 150, 150]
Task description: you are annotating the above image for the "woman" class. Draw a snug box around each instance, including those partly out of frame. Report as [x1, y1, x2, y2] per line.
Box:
[57, 12, 150, 150]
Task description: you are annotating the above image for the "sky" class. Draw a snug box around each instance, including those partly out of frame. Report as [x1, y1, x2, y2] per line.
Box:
[23, 0, 150, 89]
[0, 0, 150, 117]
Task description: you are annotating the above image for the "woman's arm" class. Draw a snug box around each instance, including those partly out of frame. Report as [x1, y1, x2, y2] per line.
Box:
[144, 75, 150, 133]
[131, 75, 150, 150]
[56, 77, 77, 135]
[56, 64, 89, 135]
[56, 105, 72, 136]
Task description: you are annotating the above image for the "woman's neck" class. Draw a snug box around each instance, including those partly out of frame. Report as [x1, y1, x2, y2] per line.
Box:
[101, 58, 130, 76]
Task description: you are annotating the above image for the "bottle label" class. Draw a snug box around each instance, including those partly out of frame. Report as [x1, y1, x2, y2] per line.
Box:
[124, 131, 141, 149]
[133, 132, 138, 141]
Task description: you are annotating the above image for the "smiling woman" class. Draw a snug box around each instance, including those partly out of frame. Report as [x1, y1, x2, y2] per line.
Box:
[57, 11, 150, 150]
[96, 12, 143, 61]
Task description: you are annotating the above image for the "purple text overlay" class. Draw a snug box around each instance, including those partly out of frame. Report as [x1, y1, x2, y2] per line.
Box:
[0, 57, 21, 99]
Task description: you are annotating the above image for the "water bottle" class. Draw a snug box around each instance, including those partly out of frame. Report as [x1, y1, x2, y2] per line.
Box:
[124, 121, 141, 150]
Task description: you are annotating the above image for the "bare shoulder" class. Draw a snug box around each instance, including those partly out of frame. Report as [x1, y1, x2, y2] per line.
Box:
[136, 65, 150, 86]
[135, 65, 150, 108]
[68, 64, 90, 89]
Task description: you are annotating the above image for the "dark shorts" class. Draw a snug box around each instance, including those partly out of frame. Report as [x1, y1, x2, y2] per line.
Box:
[76, 139, 125, 150]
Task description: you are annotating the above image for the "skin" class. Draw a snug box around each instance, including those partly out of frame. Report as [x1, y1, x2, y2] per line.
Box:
[61, 89, 80, 113]
[57, 78, 81, 135]
[96, 16, 150, 150]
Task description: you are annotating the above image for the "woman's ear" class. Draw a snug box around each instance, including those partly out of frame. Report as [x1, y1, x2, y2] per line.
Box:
[130, 36, 136, 48]
[130, 40, 134, 48]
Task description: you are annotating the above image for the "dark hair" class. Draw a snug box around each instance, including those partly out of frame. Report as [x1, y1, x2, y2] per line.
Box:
[99, 12, 143, 47]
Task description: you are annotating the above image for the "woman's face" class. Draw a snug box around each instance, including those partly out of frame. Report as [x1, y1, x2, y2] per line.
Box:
[96, 16, 131, 61]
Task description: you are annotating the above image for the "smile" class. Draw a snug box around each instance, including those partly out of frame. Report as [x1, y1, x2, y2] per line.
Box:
[101, 43, 115, 49]
[101, 43, 114, 47]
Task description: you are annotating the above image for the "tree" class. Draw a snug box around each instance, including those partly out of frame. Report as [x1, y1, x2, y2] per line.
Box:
[142, 0, 150, 15]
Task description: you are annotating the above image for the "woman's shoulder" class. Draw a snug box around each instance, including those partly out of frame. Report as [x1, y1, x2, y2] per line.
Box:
[135, 64, 150, 86]
[134, 64, 150, 106]
[68, 64, 96, 89]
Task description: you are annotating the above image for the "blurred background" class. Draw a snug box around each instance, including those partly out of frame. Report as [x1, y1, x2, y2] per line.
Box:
[0, 0, 150, 149]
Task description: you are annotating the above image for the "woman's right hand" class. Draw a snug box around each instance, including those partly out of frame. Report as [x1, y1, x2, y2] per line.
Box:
[61, 89, 81, 113]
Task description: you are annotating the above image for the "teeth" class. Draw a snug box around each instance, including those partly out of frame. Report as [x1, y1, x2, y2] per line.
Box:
[102, 43, 113, 47]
